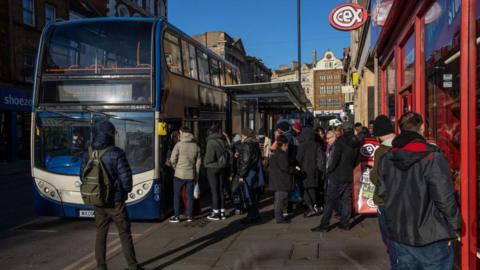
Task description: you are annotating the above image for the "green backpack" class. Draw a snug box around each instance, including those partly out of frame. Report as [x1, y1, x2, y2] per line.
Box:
[81, 146, 114, 207]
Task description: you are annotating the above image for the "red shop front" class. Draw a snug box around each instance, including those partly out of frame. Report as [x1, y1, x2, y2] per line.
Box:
[374, 0, 478, 268]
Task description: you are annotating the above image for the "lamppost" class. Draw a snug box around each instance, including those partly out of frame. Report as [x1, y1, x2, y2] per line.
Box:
[297, 0, 301, 82]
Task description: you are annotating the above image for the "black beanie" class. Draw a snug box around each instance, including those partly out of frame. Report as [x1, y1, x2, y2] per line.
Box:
[275, 121, 290, 132]
[373, 115, 394, 137]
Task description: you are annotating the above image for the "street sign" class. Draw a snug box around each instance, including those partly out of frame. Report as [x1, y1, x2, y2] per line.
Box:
[329, 3, 368, 31]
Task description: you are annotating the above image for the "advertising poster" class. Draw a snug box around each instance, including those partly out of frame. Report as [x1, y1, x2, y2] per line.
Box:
[353, 137, 380, 214]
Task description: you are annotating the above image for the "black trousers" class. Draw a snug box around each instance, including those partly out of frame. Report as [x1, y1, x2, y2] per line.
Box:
[95, 202, 137, 270]
[274, 191, 288, 222]
[303, 187, 317, 207]
[319, 180, 352, 228]
[207, 167, 225, 210]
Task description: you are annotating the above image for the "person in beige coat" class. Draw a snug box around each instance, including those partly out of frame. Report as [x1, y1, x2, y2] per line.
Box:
[169, 127, 201, 223]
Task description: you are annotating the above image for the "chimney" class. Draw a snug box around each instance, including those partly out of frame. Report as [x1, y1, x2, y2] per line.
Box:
[312, 48, 317, 66]
[291, 61, 298, 71]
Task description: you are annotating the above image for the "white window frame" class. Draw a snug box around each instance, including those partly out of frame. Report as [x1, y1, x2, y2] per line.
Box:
[23, 0, 35, 26]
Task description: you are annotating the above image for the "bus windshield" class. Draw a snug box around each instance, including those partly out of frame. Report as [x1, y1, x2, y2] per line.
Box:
[34, 111, 154, 175]
[42, 21, 153, 74]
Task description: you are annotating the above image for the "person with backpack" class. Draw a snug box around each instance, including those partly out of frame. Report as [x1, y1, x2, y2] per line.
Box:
[375, 112, 460, 269]
[237, 127, 261, 224]
[169, 126, 202, 223]
[204, 124, 229, 220]
[80, 120, 144, 270]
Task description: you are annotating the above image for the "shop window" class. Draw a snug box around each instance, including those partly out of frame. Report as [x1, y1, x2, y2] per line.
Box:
[424, 0, 461, 188]
[23, 0, 35, 26]
[45, 4, 55, 26]
[402, 34, 415, 87]
[197, 50, 210, 84]
[163, 32, 182, 74]
[181, 40, 198, 79]
[385, 58, 396, 123]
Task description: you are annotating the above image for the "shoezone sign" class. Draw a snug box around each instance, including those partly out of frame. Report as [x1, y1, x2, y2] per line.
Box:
[329, 3, 368, 31]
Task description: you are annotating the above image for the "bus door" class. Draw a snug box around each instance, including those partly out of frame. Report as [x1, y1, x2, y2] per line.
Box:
[160, 119, 182, 211]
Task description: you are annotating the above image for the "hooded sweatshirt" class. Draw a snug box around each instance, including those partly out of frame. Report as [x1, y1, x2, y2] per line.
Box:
[170, 132, 201, 180]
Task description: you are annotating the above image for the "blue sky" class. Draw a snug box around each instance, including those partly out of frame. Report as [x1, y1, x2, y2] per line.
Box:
[169, 0, 350, 70]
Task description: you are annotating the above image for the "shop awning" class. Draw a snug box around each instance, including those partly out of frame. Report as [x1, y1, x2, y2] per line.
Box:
[222, 81, 310, 111]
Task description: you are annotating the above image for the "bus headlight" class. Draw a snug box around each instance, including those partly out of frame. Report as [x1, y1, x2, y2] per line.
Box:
[136, 189, 143, 195]
[74, 181, 81, 188]
[142, 183, 150, 190]
[44, 187, 50, 193]
[126, 180, 153, 203]
[129, 193, 136, 199]
[36, 179, 59, 201]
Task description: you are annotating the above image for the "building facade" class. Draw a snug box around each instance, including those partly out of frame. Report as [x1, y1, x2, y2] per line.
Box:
[192, 32, 271, 84]
[312, 51, 344, 115]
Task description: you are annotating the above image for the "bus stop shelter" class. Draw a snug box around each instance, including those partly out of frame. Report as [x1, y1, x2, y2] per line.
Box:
[223, 81, 311, 134]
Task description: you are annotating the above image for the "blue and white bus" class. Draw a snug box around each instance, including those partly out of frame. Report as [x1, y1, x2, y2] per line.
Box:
[31, 18, 239, 220]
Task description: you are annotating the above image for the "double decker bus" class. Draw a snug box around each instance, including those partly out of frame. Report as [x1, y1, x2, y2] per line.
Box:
[31, 18, 239, 220]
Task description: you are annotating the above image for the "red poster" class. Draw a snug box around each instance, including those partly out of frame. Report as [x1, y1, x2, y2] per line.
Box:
[353, 137, 380, 214]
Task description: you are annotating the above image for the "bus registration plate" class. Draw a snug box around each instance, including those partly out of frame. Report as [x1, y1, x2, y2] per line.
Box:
[79, 210, 95, 218]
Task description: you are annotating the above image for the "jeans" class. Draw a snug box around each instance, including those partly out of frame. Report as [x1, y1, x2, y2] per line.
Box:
[378, 205, 397, 269]
[243, 170, 259, 218]
[274, 191, 288, 222]
[393, 240, 453, 270]
[207, 168, 225, 210]
[95, 202, 138, 270]
[173, 177, 194, 217]
[319, 180, 352, 228]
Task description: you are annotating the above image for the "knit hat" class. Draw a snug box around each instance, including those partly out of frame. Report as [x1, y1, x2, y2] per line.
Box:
[242, 127, 255, 137]
[276, 134, 288, 144]
[275, 121, 290, 132]
[292, 122, 302, 133]
[373, 115, 394, 137]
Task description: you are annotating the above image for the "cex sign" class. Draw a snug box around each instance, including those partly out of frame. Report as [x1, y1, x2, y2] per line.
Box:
[329, 3, 368, 31]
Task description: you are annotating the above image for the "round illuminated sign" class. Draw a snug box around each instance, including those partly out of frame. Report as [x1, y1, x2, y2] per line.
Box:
[329, 3, 369, 31]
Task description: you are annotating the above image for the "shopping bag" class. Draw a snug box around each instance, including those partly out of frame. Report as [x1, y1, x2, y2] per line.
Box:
[288, 182, 303, 203]
[193, 181, 200, 199]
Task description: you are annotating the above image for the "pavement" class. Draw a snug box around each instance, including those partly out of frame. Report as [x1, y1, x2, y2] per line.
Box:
[93, 197, 389, 270]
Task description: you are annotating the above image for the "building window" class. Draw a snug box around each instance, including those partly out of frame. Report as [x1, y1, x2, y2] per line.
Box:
[45, 4, 56, 26]
[197, 50, 210, 83]
[23, 0, 35, 26]
[24, 54, 35, 83]
[118, 4, 130, 17]
[210, 58, 220, 86]
[402, 34, 415, 87]
[163, 32, 182, 74]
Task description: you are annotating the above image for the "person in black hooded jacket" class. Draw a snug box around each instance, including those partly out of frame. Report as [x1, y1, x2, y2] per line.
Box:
[375, 112, 460, 269]
[296, 127, 323, 217]
[81, 120, 143, 270]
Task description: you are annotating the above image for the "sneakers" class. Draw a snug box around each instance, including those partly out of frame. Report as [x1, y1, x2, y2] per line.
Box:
[207, 212, 221, 221]
[187, 216, 193, 222]
[220, 211, 226, 220]
[169, 216, 180, 223]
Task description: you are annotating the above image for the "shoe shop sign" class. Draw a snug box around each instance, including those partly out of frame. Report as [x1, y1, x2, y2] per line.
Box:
[329, 3, 368, 31]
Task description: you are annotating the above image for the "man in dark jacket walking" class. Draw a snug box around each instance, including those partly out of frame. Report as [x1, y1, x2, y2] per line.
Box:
[296, 127, 322, 217]
[238, 128, 261, 224]
[375, 112, 460, 269]
[81, 120, 143, 270]
[204, 125, 228, 220]
[312, 123, 359, 232]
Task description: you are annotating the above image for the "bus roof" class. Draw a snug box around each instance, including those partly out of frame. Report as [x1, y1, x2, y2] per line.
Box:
[47, 17, 239, 72]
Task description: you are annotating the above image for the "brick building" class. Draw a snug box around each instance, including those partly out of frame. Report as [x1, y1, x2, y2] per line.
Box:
[312, 50, 344, 115]
[192, 32, 271, 84]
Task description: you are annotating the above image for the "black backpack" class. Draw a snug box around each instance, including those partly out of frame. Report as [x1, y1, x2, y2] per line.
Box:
[80, 146, 114, 207]
[217, 141, 233, 169]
